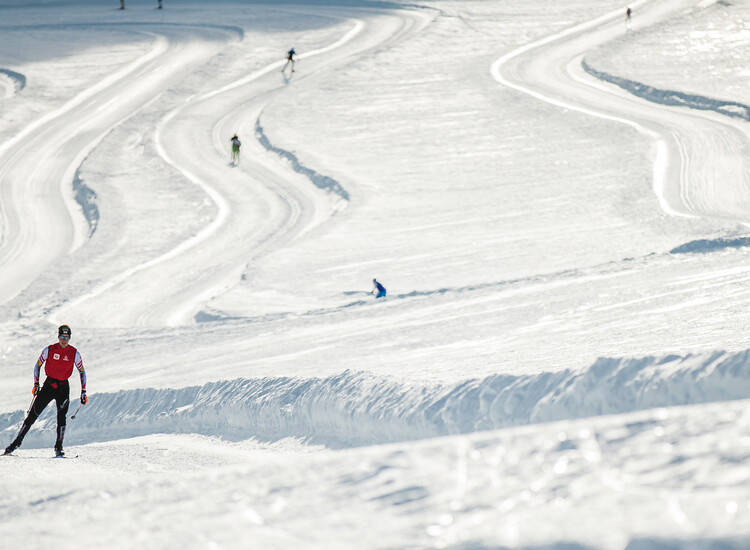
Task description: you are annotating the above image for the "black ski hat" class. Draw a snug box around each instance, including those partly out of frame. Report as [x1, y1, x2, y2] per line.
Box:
[58, 324, 72, 337]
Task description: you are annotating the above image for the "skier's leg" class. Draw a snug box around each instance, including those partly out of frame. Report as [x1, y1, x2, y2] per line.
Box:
[6, 382, 54, 451]
[54, 382, 70, 452]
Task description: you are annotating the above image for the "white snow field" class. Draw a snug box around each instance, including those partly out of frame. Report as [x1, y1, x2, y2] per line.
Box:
[2, 0, 750, 547]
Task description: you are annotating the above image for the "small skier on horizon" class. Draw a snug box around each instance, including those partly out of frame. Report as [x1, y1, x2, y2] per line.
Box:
[371, 279, 386, 299]
[625, 6, 632, 30]
[230, 134, 241, 165]
[4, 325, 87, 457]
[282, 48, 296, 74]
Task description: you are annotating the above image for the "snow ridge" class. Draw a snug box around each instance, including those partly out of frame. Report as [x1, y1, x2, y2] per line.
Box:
[255, 117, 350, 201]
[582, 59, 750, 121]
[73, 170, 99, 236]
[4, 349, 750, 450]
[0, 68, 25, 96]
[670, 236, 750, 254]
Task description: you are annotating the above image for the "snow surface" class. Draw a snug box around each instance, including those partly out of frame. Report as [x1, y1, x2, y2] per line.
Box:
[2, 0, 750, 548]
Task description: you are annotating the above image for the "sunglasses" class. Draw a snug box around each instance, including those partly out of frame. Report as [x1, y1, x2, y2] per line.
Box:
[59, 335, 70, 340]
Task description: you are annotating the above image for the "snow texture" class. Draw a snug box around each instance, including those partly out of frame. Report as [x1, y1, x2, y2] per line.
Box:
[2, 0, 750, 548]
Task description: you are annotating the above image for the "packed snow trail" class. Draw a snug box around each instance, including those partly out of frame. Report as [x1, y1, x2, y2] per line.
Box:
[51, 8, 430, 328]
[0, 24, 240, 306]
[492, 0, 750, 223]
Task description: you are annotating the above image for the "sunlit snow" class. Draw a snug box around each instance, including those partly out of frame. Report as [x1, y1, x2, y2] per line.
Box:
[2, 0, 750, 548]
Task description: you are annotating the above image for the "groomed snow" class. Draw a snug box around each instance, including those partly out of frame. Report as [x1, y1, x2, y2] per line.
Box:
[2, 0, 750, 548]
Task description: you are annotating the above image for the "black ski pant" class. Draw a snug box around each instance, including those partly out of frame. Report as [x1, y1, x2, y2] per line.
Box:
[13, 378, 69, 447]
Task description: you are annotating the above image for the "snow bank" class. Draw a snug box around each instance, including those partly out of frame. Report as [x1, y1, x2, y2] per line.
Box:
[5, 348, 750, 450]
[0, 68, 25, 97]
[582, 59, 750, 121]
[73, 170, 99, 236]
[255, 117, 350, 201]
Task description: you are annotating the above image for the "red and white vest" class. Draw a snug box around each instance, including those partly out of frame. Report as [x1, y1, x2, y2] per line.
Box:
[45, 343, 78, 381]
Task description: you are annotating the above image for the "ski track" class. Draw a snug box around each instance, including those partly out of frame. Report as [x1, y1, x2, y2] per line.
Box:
[491, 0, 750, 224]
[0, 23, 241, 306]
[3, 348, 750, 450]
[51, 9, 426, 328]
[54, 16, 367, 327]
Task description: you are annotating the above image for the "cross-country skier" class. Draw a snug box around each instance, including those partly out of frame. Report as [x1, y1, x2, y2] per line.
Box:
[4, 325, 87, 457]
[282, 48, 296, 74]
[371, 279, 386, 299]
[230, 134, 241, 165]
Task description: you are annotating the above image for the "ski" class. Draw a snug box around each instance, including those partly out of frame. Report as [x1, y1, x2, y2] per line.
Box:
[2, 451, 78, 459]
[5, 455, 78, 459]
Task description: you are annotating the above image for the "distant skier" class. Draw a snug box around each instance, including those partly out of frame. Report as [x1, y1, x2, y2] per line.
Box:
[371, 279, 386, 299]
[3, 325, 87, 457]
[625, 6, 632, 30]
[120, 0, 125, 9]
[282, 48, 296, 74]
[230, 134, 241, 165]
[158, 0, 163, 8]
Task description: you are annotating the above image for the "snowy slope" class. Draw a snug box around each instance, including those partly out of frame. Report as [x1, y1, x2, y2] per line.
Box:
[2, 0, 750, 548]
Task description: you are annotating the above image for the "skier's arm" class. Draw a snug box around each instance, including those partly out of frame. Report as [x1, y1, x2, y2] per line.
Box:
[34, 347, 49, 383]
[75, 351, 86, 391]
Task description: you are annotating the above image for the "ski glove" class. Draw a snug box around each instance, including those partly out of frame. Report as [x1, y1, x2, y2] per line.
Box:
[32, 383, 40, 396]
[80, 390, 88, 405]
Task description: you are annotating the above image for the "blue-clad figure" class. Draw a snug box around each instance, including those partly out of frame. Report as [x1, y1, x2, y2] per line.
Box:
[371, 279, 386, 299]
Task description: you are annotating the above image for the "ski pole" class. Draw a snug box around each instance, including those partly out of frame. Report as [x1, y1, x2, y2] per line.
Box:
[70, 403, 82, 419]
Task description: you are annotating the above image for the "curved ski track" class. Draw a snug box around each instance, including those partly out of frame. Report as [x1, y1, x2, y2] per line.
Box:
[0, 23, 241, 307]
[49, 7, 430, 328]
[492, 0, 750, 224]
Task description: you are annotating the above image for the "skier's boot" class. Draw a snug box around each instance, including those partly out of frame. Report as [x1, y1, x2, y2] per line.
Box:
[54, 441, 64, 458]
[4, 439, 20, 455]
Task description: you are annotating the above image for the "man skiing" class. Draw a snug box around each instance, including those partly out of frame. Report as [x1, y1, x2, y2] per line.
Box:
[625, 6, 632, 30]
[4, 325, 87, 457]
[230, 134, 241, 165]
[282, 48, 296, 74]
[371, 279, 386, 299]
